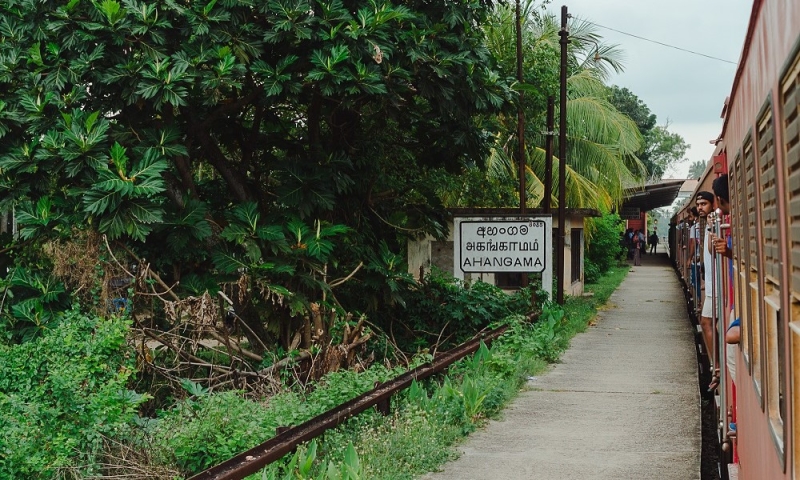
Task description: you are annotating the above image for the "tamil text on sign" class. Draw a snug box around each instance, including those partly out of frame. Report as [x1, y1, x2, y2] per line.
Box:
[458, 220, 547, 273]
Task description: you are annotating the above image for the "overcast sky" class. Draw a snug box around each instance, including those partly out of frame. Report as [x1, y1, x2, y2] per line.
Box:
[548, 0, 752, 178]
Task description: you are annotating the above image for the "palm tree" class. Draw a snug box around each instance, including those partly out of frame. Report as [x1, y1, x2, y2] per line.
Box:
[446, 1, 646, 212]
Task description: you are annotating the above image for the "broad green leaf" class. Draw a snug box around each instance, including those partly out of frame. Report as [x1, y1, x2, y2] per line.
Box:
[211, 249, 249, 274]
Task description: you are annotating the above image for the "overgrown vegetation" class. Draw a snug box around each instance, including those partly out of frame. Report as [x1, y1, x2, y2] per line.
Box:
[0, 0, 648, 477]
[372, 267, 546, 353]
[0, 264, 628, 478]
[0, 310, 146, 479]
[249, 266, 629, 480]
[584, 213, 627, 283]
[0, 0, 524, 418]
[121, 308, 568, 479]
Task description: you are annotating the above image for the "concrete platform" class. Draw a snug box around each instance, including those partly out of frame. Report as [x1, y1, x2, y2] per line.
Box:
[422, 252, 701, 480]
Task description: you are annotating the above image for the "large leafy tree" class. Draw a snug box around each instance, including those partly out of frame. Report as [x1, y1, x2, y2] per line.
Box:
[0, 0, 513, 340]
[607, 86, 688, 181]
[608, 86, 656, 133]
[687, 159, 706, 179]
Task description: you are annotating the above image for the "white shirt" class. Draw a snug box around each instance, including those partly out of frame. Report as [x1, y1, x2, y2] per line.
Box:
[704, 228, 713, 296]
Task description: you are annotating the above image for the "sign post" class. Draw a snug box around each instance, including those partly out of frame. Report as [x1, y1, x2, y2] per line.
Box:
[454, 216, 553, 300]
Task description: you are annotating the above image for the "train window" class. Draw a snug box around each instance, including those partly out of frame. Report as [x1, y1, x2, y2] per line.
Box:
[781, 44, 800, 480]
[790, 319, 800, 479]
[745, 140, 758, 277]
[743, 137, 763, 387]
[756, 100, 787, 459]
[757, 106, 781, 280]
[765, 293, 786, 457]
[740, 271, 750, 368]
[731, 152, 750, 369]
[782, 49, 800, 297]
[731, 152, 749, 369]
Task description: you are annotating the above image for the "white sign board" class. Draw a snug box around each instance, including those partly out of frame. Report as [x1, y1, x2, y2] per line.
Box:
[456, 218, 549, 273]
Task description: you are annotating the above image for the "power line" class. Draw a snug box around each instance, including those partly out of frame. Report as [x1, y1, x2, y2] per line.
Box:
[576, 17, 738, 65]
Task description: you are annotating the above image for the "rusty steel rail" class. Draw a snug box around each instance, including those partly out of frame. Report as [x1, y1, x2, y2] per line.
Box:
[188, 325, 508, 480]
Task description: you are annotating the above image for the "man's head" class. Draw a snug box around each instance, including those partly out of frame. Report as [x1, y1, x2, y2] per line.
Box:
[690, 206, 699, 222]
[695, 191, 714, 217]
[712, 174, 730, 215]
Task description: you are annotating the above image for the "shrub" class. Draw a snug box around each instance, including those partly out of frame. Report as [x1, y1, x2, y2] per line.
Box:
[0, 309, 145, 478]
[585, 213, 625, 274]
[145, 361, 413, 475]
[388, 269, 536, 352]
[584, 259, 601, 284]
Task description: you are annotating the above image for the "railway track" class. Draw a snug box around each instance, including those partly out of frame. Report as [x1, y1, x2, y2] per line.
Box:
[188, 325, 508, 480]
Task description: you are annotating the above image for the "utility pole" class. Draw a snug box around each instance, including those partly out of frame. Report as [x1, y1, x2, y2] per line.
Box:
[543, 97, 554, 214]
[556, 5, 569, 305]
[516, 0, 526, 215]
[515, 0, 529, 289]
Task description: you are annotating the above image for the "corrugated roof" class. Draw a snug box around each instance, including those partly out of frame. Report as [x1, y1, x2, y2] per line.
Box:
[621, 179, 688, 212]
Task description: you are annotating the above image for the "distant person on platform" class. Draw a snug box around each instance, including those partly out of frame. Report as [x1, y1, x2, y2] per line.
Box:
[625, 228, 635, 260]
[632, 229, 642, 266]
[637, 229, 646, 256]
[648, 230, 659, 254]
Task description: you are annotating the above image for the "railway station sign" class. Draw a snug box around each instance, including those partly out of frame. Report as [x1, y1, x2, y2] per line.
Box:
[454, 217, 551, 274]
[619, 207, 641, 220]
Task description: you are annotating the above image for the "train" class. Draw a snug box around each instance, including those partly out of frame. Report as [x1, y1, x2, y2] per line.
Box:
[670, 1, 800, 478]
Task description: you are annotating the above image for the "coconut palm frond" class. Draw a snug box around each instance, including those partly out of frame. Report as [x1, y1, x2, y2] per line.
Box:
[477, 2, 642, 212]
[566, 69, 610, 99]
[524, 158, 545, 208]
[485, 143, 516, 182]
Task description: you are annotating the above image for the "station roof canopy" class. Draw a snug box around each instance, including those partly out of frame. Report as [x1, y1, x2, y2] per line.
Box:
[620, 179, 687, 212]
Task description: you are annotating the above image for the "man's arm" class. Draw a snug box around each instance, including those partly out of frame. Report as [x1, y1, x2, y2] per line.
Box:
[710, 233, 733, 259]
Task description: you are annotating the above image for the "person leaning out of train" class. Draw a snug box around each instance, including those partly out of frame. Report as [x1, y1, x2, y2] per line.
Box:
[726, 313, 741, 380]
[710, 175, 740, 395]
[685, 207, 701, 306]
[710, 179, 732, 259]
[695, 190, 716, 389]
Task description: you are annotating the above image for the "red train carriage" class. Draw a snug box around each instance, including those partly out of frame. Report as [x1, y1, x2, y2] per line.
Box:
[672, 1, 800, 478]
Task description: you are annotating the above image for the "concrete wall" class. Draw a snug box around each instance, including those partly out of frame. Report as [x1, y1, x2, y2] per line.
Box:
[408, 232, 495, 285]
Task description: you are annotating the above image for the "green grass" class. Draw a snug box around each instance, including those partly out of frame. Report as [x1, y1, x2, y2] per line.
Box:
[584, 264, 630, 304]
[247, 264, 631, 480]
[561, 264, 630, 337]
[124, 264, 631, 480]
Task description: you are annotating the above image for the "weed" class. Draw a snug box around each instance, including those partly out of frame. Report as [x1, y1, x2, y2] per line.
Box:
[0, 309, 147, 478]
[57, 263, 629, 479]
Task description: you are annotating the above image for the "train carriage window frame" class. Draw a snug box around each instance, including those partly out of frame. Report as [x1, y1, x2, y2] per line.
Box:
[778, 36, 800, 478]
[790, 322, 800, 480]
[743, 132, 766, 410]
[756, 95, 788, 463]
[731, 151, 749, 371]
[765, 294, 787, 461]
